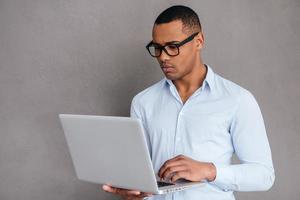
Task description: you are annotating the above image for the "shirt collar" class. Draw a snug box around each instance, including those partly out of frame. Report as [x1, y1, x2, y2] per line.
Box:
[204, 64, 215, 92]
[164, 64, 215, 92]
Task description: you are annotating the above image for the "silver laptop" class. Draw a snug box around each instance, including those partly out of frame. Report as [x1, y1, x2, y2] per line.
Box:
[59, 114, 204, 195]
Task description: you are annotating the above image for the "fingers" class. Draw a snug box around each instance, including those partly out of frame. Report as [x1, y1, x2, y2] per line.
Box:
[102, 185, 153, 199]
[158, 155, 186, 178]
[121, 192, 152, 200]
[102, 185, 141, 196]
[170, 170, 190, 182]
[160, 165, 187, 181]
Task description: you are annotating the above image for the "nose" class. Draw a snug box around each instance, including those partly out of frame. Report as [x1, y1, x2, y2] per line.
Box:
[158, 49, 170, 62]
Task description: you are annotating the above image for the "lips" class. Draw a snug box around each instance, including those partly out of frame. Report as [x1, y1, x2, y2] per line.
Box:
[162, 64, 173, 68]
[161, 66, 175, 73]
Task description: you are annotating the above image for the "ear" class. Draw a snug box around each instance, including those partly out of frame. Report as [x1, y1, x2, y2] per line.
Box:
[195, 32, 205, 51]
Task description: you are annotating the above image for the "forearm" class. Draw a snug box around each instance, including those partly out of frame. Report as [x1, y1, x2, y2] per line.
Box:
[210, 162, 275, 192]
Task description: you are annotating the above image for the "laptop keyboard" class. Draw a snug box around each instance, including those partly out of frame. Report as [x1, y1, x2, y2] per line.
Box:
[157, 181, 175, 187]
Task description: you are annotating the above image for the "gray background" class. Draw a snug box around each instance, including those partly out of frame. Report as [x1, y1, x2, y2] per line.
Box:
[0, 0, 299, 199]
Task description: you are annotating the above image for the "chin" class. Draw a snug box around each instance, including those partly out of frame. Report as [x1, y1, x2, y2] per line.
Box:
[165, 74, 179, 80]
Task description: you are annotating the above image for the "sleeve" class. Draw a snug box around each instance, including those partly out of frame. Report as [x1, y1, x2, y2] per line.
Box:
[130, 96, 152, 159]
[211, 90, 275, 192]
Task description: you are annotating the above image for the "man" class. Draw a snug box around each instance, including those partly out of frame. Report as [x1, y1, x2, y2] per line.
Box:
[102, 5, 275, 200]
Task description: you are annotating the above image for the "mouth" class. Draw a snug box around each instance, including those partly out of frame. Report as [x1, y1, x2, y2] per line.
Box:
[162, 63, 173, 68]
[161, 66, 175, 73]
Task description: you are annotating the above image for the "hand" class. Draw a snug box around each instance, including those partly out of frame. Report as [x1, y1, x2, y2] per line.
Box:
[102, 184, 153, 200]
[158, 155, 216, 183]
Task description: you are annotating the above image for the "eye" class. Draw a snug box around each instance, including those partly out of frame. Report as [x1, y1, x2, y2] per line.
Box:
[151, 44, 162, 49]
[167, 45, 177, 49]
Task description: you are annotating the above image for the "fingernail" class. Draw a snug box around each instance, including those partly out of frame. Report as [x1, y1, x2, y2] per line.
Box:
[102, 185, 109, 190]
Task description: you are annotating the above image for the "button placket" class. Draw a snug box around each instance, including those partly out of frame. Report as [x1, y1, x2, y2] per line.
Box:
[172, 86, 203, 155]
[173, 108, 185, 154]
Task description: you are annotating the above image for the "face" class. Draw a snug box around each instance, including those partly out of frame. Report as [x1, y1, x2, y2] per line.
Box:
[151, 20, 204, 80]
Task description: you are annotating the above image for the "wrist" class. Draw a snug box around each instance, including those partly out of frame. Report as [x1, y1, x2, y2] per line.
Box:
[206, 163, 216, 182]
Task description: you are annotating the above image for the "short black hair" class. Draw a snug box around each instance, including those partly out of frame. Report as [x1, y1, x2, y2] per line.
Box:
[154, 5, 202, 34]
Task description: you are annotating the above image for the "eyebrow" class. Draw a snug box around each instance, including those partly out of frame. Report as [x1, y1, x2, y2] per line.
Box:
[152, 40, 180, 46]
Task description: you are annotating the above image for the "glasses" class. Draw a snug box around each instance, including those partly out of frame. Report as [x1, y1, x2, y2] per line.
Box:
[146, 32, 199, 57]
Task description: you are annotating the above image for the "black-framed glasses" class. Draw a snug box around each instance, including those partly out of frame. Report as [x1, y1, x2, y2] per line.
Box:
[146, 32, 199, 57]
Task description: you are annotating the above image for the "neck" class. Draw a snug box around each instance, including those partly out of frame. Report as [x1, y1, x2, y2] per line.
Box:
[173, 60, 207, 93]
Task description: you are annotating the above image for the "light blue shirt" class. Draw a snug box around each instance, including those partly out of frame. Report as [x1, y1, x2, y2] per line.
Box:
[130, 65, 275, 200]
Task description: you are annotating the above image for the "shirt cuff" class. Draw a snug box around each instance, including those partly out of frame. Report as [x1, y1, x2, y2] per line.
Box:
[210, 163, 237, 191]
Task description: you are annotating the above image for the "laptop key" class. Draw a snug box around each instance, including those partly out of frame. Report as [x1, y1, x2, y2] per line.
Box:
[157, 181, 175, 187]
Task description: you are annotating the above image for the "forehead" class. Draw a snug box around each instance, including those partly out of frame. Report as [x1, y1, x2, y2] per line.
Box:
[152, 20, 188, 45]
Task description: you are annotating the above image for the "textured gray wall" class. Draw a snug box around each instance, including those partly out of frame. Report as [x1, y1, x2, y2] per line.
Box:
[0, 0, 299, 200]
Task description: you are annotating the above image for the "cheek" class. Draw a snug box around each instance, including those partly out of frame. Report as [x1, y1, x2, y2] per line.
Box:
[175, 51, 194, 71]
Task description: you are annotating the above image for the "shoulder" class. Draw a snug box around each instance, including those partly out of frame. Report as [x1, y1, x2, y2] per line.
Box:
[212, 72, 259, 113]
[214, 73, 255, 101]
[131, 78, 166, 108]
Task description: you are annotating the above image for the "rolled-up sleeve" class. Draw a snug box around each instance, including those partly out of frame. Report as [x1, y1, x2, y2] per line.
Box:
[211, 90, 275, 191]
